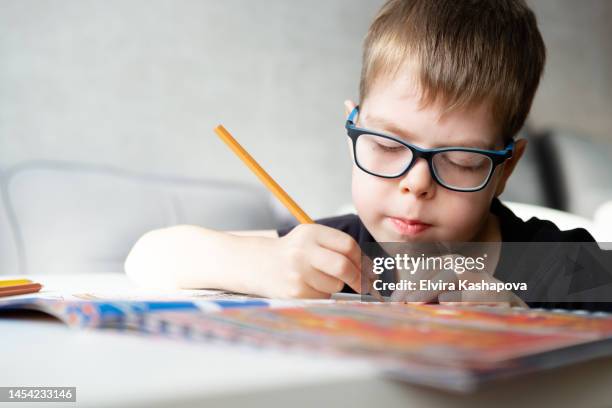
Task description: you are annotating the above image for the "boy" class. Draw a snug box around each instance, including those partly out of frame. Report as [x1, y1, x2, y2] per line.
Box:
[125, 0, 610, 310]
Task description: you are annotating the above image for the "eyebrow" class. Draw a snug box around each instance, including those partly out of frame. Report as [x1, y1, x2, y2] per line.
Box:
[361, 116, 418, 143]
[361, 115, 497, 150]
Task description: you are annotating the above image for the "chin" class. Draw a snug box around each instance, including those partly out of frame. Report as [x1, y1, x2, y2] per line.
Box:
[373, 225, 436, 243]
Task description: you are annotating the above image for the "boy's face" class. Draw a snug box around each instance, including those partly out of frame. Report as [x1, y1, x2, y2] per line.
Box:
[348, 72, 525, 243]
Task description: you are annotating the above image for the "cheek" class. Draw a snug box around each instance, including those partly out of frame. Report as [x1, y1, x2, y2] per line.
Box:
[351, 166, 388, 216]
[436, 186, 496, 239]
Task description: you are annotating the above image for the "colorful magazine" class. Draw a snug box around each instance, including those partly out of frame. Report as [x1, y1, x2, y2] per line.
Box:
[0, 293, 321, 330]
[147, 303, 612, 391]
[2, 292, 612, 392]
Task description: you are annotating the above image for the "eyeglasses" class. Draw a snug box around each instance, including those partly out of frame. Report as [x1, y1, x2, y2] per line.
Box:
[345, 106, 514, 192]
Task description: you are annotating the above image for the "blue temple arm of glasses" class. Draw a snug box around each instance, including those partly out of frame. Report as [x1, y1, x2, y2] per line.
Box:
[347, 105, 360, 124]
[502, 140, 515, 155]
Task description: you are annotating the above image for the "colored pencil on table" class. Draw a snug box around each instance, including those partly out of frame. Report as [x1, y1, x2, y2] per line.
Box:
[0, 282, 42, 297]
[0, 279, 32, 288]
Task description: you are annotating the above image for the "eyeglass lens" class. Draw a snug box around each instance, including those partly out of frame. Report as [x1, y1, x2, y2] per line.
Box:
[354, 133, 494, 190]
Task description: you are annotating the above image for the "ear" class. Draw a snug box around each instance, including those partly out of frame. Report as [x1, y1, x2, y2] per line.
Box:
[344, 99, 357, 119]
[495, 139, 527, 197]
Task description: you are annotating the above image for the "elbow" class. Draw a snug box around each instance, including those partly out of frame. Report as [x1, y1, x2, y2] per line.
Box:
[125, 228, 180, 290]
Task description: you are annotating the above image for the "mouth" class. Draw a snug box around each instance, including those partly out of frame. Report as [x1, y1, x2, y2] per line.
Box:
[388, 216, 432, 236]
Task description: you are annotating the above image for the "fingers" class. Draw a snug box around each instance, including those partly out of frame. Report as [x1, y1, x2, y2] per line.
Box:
[438, 291, 512, 307]
[392, 288, 441, 303]
[435, 274, 528, 308]
[314, 226, 362, 272]
[310, 246, 362, 294]
[286, 281, 332, 299]
[390, 289, 426, 303]
[449, 272, 527, 307]
[360, 256, 386, 300]
[284, 265, 340, 299]
[304, 266, 346, 295]
[390, 268, 457, 303]
[281, 225, 363, 296]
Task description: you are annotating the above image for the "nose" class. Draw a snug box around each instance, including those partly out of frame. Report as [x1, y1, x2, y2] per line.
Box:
[398, 157, 435, 199]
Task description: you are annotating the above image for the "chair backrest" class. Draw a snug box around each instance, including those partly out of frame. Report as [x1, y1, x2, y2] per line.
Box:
[1, 161, 278, 276]
[504, 201, 609, 241]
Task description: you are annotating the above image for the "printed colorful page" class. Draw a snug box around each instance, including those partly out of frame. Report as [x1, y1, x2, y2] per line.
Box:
[147, 303, 612, 391]
[0, 293, 341, 329]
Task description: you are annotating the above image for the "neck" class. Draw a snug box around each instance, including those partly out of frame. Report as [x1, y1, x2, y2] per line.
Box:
[473, 212, 502, 243]
[470, 211, 502, 276]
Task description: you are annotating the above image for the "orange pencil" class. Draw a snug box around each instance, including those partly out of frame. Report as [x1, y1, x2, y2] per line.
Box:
[0, 282, 42, 298]
[214, 124, 383, 300]
[214, 124, 314, 224]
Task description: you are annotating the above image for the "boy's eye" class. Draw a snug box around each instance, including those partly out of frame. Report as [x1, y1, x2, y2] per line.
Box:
[376, 143, 404, 152]
[436, 152, 490, 171]
[369, 137, 405, 153]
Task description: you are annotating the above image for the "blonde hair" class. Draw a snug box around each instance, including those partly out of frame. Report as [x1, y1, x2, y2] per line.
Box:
[360, 0, 546, 141]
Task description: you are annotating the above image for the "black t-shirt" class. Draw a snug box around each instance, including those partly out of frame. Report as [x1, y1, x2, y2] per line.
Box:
[277, 198, 612, 312]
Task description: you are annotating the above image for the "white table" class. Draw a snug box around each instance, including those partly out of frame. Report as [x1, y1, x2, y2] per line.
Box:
[2, 274, 612, 408]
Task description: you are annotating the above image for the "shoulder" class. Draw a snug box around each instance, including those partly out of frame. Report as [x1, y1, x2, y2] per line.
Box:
[277, 213, 364, 241]
[492, 198, 596, 242]
[491, 199, 612, 312]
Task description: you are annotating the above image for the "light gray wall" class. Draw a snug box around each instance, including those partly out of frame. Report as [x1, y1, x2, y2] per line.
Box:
[1, 0, 610, 219]
[0, 0, 383, 219]
[528, 0, 612, 143]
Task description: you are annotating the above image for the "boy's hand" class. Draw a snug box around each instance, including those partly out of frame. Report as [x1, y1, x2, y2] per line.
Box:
[390, 254, 527, 307]
[264, 224, 363, 299]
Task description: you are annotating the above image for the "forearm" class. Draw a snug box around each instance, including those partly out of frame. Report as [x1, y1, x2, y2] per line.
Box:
[125, 225, 277, 294]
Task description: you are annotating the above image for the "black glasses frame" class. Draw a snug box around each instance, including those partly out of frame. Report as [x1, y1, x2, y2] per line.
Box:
[345, 106, 514, 192]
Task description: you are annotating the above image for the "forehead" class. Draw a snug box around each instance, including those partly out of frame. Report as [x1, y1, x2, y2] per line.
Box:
[361, 73, 502, 149]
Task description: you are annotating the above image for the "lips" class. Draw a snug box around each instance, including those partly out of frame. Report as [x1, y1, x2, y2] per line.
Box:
[388, 217, 432, 236]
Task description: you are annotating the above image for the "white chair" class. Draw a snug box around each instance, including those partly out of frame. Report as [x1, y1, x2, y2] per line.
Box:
[1, 160, 279, 276]
[505, 201, 610, 242]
